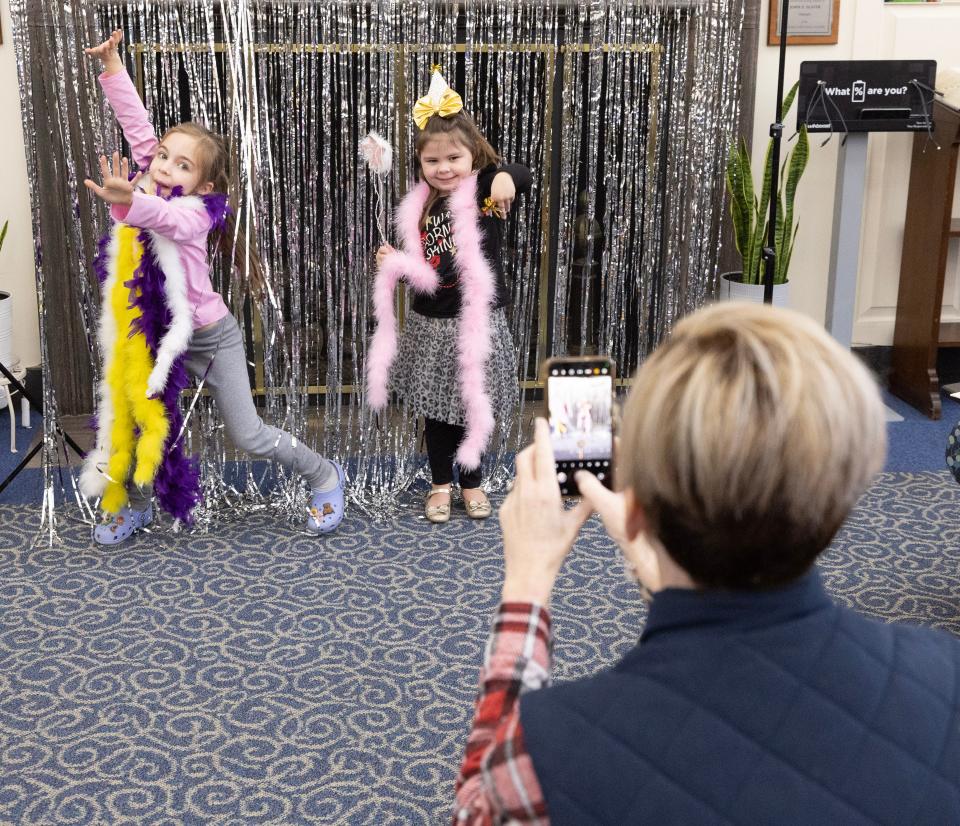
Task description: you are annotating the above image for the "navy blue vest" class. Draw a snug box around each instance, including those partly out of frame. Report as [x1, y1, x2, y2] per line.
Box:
[521, 571, 960, 825]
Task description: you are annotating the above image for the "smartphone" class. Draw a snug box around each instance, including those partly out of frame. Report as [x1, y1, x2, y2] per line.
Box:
[543, 356, 616, 496]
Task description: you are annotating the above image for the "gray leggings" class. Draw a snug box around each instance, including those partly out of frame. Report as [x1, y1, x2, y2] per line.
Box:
[129, 313, 334, 509]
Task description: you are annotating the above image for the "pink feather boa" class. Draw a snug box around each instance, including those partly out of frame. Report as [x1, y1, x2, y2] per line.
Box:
[366, 174, 496, 470]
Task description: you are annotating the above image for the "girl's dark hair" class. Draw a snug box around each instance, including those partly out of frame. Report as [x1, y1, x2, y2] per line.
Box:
[163, 123, 266, 299]
[413, 109, 500, 227]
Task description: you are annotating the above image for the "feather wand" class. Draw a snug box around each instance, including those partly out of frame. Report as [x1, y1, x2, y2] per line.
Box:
[359, 131, 393, 246]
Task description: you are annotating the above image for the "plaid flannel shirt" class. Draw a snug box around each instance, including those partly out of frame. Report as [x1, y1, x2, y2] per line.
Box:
[453, 602, 553, 825]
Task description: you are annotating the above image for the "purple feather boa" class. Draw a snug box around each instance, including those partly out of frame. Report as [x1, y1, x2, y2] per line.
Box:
[90, 190, 231, 523]
[92, 232, 111, 284]
[127, 230, 200, 524]
[201, 191, 231, 234]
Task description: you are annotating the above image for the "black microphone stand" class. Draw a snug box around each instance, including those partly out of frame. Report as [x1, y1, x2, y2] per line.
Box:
[762, 0, 792, 304]
[0, 360, 84, 496]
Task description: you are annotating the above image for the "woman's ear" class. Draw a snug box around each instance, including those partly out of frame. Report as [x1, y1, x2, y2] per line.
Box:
[624, 488, 649, 542]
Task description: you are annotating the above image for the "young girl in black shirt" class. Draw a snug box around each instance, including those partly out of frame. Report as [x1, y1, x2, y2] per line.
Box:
[369, 68, 531, 523]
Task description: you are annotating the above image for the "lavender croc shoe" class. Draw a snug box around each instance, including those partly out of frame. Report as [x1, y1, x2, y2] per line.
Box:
[306, 461, 346, 535]
[93, 505, 153, 546]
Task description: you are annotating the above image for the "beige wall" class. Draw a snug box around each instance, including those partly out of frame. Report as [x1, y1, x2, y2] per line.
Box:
[752, 0, 960, 344]
[0, 8, 38, 368]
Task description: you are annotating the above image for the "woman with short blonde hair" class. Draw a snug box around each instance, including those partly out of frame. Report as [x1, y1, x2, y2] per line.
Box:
[619, 302, 887, 588]
[453, 302, 960, 826]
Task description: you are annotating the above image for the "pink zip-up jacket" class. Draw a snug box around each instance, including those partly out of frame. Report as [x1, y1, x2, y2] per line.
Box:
[99, 70, 229, 330]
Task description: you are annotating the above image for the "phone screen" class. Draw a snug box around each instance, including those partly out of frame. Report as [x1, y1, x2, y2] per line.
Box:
[545, 359, 614, 496]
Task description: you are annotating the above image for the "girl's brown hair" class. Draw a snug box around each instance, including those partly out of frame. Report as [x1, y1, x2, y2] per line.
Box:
[163, 123, 266, 298]
[413, 109, 500, 227]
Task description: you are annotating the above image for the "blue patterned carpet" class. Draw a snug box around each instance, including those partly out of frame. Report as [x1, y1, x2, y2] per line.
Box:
[1, 468, 959, 824]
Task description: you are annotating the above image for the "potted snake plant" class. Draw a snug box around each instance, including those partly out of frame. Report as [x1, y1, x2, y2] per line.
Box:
[722, 81, 809, 305]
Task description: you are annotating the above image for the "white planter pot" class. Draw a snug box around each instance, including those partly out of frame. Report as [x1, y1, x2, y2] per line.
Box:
[718, 272, 790, 308]
[0, 291, 15, 410]
[0, 291, 11, 367]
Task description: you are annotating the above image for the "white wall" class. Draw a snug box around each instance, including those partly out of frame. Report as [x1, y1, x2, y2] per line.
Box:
[0, 7, 38, 368]
[752, 0, 960, 345]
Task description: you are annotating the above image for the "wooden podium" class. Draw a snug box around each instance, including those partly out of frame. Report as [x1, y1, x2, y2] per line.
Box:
[890, 100, 960, 419]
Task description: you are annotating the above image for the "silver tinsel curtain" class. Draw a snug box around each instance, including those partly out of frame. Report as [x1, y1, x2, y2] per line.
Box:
[9, 0, 744, 541]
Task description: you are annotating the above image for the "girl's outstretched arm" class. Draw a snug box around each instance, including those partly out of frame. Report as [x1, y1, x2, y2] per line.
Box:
[480, 163, 533, 217]
[112, 192, 212, 244]
[86, 30, 159, 171]
[84, 151, 210, 243]
[491, 163, 533, 196]
[84, 29, 124, 76]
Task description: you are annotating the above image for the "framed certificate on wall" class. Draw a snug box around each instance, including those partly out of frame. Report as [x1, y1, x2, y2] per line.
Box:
[768, 0, 840, 46]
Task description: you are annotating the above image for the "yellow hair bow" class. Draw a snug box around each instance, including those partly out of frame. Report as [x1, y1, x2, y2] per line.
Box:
[413, 87, 464, 130]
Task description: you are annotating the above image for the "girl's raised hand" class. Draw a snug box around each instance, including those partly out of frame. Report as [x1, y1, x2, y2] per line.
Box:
[489, 171, 516, 217]
[84, 152, 142, 207]
[375, 244, 396, 267]
[84, 30, 124, 75]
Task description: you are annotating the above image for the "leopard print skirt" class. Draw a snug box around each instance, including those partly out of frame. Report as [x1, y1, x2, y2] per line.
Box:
[388, 308, 518, 427]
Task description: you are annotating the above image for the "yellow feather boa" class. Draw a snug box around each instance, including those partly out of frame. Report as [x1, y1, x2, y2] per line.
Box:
[98, 226, 170, 513]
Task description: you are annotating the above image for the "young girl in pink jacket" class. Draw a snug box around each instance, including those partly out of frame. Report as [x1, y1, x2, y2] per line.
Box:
[80, 30, 344, 544]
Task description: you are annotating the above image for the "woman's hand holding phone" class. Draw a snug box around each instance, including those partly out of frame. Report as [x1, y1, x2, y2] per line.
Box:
[499, 418, 593, 605]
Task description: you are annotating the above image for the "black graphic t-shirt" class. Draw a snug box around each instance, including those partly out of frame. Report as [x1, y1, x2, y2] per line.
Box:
[411, 162, 532, 319]
[421, 206, 460, 300]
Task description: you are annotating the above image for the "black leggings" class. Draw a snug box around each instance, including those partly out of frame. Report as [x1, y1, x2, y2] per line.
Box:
[424, 418, 483, 488]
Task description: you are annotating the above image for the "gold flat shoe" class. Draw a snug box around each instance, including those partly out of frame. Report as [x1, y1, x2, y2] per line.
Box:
[463, 493, 492, 520]
[425, 487, 452, 523]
